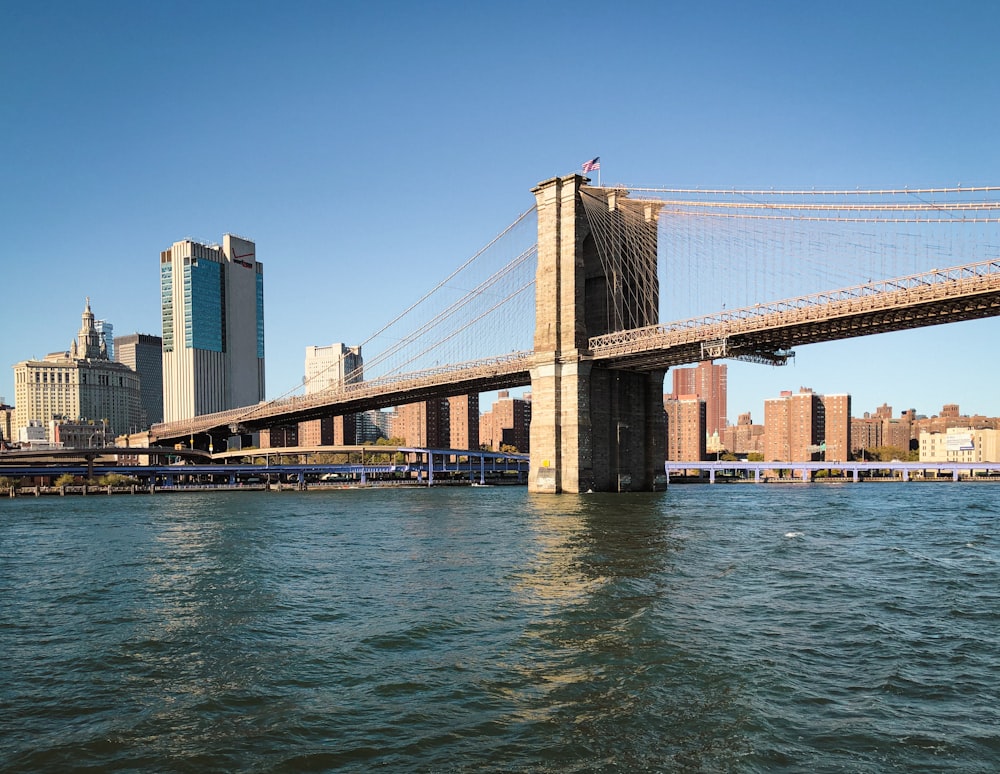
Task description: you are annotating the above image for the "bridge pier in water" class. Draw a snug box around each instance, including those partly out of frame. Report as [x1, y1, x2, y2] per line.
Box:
[529, 174, 666, 493]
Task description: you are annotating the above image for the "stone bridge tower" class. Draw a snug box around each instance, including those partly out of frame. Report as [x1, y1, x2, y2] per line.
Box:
[529, 174, 666, 493]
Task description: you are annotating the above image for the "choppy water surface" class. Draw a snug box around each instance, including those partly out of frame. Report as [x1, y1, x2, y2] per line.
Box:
[1, 484, 998, 772]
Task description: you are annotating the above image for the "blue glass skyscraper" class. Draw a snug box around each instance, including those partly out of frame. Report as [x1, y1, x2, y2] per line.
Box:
[160, 234, 265, 422]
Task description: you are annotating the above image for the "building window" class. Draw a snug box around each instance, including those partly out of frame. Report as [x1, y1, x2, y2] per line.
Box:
[256, 272, 265, 359]
[161, 264, 174, 353]
[184, 260, 224, 352]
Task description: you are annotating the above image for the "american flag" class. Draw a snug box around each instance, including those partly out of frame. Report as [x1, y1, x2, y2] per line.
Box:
[582, 157, 600, 173]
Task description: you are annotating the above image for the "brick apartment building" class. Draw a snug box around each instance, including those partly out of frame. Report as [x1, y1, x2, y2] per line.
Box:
[479, 390, 531, 452]
[764, 387, 851, 463]
[664, 395, 706, 461]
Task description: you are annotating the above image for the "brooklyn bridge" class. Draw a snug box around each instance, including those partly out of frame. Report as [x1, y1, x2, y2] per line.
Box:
[146, 175, 1000, 493]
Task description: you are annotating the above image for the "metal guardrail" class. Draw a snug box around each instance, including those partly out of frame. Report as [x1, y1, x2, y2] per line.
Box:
[589, 259, 1000, 357]
[151, 351, 536, 441]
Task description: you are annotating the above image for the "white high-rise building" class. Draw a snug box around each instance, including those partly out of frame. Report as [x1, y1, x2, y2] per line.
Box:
[160, 234, 265, 423]
[304, 343, 362, 394]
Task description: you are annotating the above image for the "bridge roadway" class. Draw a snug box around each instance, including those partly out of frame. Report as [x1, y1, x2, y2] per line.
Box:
[0, 445, 530, 487]
[150, 353, 536, 445]
[148, 259, 1000, 447]
[667, 460, 1000, 483]
[0, 445, 212, 479]
[591, 259, 1000, 369]
[0, 445, 212, 463]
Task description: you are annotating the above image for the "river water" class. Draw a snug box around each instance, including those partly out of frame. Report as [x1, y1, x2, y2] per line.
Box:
[1, 483, 997, 772]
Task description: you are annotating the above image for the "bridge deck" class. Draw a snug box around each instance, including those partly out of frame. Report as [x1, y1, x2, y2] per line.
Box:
[150, 352, 534, 444]
[148, 261, 1000, 446]
[590, 260, 1000, 369]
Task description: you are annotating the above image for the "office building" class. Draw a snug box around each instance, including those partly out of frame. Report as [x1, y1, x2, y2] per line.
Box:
[304, 343, 362, 394]
[160, 234, 264, 422]
[358, 409, 392, 443]
[51, 418, 111, 448]
[0, 401, 13, 446]
[95, 320, 114, 360]
[11, 300, 142, 442]
[300, 343, 363, 446]
[116, 333, 163, 427]
[919, 427, 1000, 463]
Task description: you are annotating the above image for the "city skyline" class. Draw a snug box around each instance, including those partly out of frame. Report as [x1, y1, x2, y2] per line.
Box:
[4, 3, 1000, 421]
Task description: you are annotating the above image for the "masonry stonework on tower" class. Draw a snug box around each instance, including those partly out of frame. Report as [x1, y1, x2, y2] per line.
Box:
[528, 175, 665, 493]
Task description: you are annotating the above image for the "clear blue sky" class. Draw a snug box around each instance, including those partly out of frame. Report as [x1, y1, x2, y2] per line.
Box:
[3, 0, 999, 422]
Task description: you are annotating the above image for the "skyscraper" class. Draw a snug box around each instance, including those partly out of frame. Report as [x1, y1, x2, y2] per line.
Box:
[94, 319, 114, 360]
[300, 343, 363, 445]
[160, 234, 264, 422]
[116, 333, 163, 427]
[303, 343, 362, 394]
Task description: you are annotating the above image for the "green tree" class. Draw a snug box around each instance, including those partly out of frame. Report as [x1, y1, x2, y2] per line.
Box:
[860, 445, 908, 462]
[98, 473, 137, 487]
[0, 476, 21, 491]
